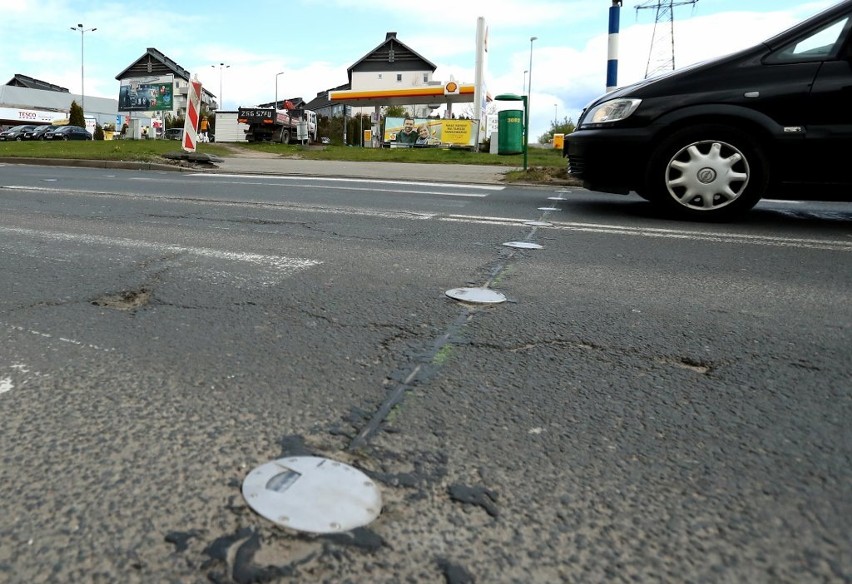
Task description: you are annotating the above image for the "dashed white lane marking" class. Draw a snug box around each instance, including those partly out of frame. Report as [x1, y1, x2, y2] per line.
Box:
[1, 322, 114, 353]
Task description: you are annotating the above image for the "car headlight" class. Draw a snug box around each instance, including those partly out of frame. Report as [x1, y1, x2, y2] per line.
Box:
[580, 98, 642, 127]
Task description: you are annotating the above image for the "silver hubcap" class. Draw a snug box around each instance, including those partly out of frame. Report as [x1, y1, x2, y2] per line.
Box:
[665, 139, 750, 211]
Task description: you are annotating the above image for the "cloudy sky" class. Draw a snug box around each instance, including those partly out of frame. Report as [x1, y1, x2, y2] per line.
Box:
[0, 0, 838, 140]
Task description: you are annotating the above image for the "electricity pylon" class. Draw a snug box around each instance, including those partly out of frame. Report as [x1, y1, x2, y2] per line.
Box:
[635, 0, 698, 78]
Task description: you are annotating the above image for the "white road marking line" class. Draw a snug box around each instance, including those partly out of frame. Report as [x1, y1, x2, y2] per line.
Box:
[0, 226, 321, 272]
[544, 220, 852, 251]
[188, 173, 505, 191]
[0, 185, 463, 209]
[2, 321, 114, 352]
[440, 216, 851, 251]
[0, 377, 12, 394]
[2, 186, 846, 251]
[197, 180, 489, 198]
[0, 185, 439, 220]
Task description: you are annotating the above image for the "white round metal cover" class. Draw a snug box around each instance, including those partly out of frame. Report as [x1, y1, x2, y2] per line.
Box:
[503, 241, 543, 249]
[537, 207, 561, 211]
[525, 221, 552, 227]
[445, 287, 507, 304]
[242, 456, 382, 534]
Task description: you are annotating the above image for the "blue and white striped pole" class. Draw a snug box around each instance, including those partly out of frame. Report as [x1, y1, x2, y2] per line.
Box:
[607, 1, 622, 92]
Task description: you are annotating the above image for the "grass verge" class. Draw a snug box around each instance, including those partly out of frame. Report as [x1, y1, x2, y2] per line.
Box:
[240, 142, 567, 168]
[0, 139, 581, 185]
[0, 139, 228, 161]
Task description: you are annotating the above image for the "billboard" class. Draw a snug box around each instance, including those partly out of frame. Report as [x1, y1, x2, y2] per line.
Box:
[383, 117, 474, 147]
[118, 76, 174, 112]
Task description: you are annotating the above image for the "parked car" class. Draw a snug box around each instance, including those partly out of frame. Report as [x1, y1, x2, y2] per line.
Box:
[164, 128, 183, 140]
[23, 125, 59, 140]
[44, 125, 93, 141]
[0, 124, 37, 141]
[565, 0, 852, 220]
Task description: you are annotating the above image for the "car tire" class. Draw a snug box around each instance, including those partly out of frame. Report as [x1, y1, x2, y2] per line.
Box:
[646, 124, 768, 221]
[280, 129, 290, 144]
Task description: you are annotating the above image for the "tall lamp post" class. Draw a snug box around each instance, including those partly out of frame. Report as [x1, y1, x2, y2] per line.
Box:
[554, 103, 558, 125]
[275, 71, 284, 109]
[526, 36, 538, 171]
[212, 62, 230, 109]
[70, 23, 96, 114]
[523, 70, 528, 95]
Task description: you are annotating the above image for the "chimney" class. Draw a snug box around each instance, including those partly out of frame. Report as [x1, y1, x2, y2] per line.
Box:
[385, 32, 397, 41]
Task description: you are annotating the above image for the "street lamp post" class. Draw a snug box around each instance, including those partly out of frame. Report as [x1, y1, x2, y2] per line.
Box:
[523, 70, 528, 95]
[212, 62, 230, 109]
[526, 36, 538, 171]
[275, 71, 284, 109]
[554, 103, 558, 125]
[70, 23, 96, 114]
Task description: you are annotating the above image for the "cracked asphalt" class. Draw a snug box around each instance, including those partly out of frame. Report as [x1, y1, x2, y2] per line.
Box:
[0, 163, 849, 583]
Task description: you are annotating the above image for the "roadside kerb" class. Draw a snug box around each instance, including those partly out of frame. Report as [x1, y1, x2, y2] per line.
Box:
[0, 156, 514, 185]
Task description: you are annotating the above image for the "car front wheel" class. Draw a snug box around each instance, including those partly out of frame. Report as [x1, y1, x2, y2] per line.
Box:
[646, 124, 768, 221]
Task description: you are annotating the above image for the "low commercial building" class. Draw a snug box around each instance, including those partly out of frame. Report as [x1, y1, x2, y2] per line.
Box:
[0, 74, 117, 131]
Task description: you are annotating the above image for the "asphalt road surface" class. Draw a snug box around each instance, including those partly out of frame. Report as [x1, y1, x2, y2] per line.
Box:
[1, 164, 850, 583]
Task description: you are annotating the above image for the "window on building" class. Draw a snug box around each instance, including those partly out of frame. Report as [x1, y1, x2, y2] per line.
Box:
[423, 74, 429, 83]
[378, 73, 383, 79]
[396, 74, 402, 82]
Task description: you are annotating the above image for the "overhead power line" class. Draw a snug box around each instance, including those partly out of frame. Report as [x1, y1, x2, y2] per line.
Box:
[635, 0, 698, 79]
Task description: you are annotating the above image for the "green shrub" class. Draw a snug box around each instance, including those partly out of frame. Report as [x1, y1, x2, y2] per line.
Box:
[69, 100, 85, 127]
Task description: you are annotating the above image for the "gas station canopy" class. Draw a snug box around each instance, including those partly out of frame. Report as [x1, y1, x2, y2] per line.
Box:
[329, 82, 486, 108]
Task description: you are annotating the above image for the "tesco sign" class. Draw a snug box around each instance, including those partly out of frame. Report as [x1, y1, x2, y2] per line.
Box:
[0, 107, 61, 123]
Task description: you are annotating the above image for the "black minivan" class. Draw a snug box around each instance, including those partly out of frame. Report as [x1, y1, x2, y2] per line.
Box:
[566, 0, 852, 220]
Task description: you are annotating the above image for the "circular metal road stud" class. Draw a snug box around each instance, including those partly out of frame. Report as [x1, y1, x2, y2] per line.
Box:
[242, 456, 382, 534]
[445, 287, 507, 304]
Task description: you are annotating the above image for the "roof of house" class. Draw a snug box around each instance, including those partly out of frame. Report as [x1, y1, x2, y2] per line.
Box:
[115, 47, 191, 82]
[346, 32, 436, 82]
[5, 74, 69, 93]
[114, 48, 215, 99]
[304, 83, 351, 112]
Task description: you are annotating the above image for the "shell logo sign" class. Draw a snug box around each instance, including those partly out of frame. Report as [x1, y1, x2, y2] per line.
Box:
[444, 81, 459, 96]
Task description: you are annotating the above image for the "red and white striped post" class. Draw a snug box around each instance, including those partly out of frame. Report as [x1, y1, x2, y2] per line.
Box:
[182, 76, 202, 152]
